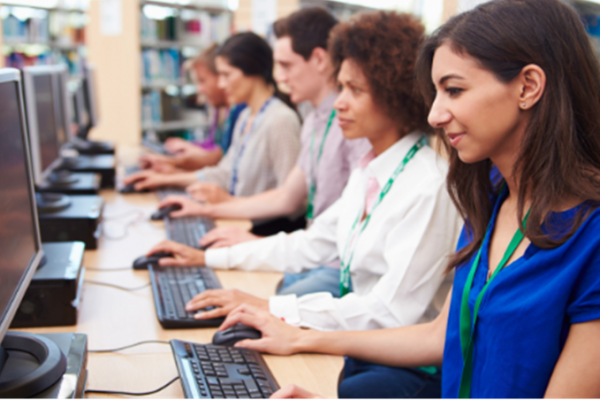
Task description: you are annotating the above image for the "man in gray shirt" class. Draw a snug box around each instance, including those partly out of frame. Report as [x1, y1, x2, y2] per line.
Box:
[159, 7, 370, 296]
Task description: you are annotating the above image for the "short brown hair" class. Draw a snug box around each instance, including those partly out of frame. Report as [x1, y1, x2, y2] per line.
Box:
[328, 11, 428, 134]
[273, 7, 338, 60]
[192, 43, 219, 75]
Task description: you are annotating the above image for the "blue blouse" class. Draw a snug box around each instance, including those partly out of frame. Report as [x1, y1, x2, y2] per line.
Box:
[443, 191, 600, 398]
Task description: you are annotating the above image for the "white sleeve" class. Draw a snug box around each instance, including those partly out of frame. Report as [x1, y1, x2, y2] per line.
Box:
[269, 179, 457, 331]
[205, 198, 342, 272]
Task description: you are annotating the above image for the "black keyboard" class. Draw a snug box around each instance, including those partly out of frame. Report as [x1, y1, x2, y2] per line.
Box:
[166, 216, 216, 249]
[171, 339, 279, 399]
[149, 265, 224, 328]
[157, 186, 187, 200]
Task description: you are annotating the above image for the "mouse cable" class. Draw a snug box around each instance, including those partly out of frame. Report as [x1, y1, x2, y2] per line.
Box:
[89, 339, 170, 353]
[84, 280, 150, 292]
[102, 209, 145, 221]
[85, 376, 179, 396]
[84, 266, 131, 272]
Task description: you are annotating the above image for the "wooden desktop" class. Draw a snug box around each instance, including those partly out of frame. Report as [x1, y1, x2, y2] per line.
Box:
[16, 152, 343, 398]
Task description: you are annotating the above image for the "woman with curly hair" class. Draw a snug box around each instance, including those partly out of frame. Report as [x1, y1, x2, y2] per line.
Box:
[145, 9, 460, 342]
[218, 0, 600, 398]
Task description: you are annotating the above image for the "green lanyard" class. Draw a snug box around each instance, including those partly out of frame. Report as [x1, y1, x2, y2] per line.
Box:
[458, 199, 530, 398]
[306, 109, 337, 220]
[339, 136, 426, 297]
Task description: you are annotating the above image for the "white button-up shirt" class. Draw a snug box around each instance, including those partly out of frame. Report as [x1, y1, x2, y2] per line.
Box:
[206, 132, 462, 331]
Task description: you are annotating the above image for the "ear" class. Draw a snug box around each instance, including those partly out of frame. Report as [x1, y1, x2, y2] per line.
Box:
[309, 47, 331, 73]
[518, 64, 546, 110]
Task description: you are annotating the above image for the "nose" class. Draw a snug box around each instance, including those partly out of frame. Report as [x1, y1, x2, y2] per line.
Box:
[427, 94, 452, 129]
[333, 90, 347, 112]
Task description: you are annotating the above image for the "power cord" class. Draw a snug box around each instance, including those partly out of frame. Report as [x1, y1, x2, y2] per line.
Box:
[89, 339, 170, 353]
[101, 210, 146, 240]
[84, 280, 150, 292]
[84, 376, 179, 396]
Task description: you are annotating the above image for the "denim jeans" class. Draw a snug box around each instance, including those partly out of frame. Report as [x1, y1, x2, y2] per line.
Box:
[277, 266, 342, 297]
[338, 358, 442, 398]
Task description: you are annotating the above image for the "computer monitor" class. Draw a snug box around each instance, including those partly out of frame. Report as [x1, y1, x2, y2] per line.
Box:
[52, 64, 73, 146]
[22, 66, 64, 186]
[76, 64, 99, 139]
[72, 80, 89, 138]
[0, 68, 66, 397]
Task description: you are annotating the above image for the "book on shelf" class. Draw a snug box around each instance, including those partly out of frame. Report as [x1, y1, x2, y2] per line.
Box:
[141, 48, 182, 83]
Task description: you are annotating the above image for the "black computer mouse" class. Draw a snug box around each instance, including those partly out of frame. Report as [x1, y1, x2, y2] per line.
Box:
[120, 178, 149, 194]
[150, 204, 182, 221]
[132, 251, 174, 270]
[212, 324, 262, 347]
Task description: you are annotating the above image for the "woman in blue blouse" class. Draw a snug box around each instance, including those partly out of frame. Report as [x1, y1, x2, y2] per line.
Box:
[215, 0, 600, 397]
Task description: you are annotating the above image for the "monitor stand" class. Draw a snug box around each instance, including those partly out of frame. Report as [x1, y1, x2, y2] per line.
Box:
[0, 332, 67, 397]
[36, 192, 71, 213]
[48, 170, 79, 186]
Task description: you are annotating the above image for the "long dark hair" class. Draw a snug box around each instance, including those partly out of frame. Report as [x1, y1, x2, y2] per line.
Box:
[215, 32, 294, 109]
[416, 0, 600, 269]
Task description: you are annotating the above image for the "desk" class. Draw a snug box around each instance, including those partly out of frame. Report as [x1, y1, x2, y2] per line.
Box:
[17, 180, 343, 398]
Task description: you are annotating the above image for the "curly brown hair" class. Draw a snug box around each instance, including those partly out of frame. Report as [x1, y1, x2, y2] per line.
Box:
[328, 11, 429, 134]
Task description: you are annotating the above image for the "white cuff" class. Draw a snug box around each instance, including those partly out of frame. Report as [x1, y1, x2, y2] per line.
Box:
[269, 294, 301, 327]
[205, 248, 230, 269]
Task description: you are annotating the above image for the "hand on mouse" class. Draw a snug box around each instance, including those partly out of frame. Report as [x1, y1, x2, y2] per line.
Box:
[122, 170, 169, 190]
[271, 384, 325, 399]
[157, 195, 212, 218]
[139, 153, 180, 173]
[185, 289, 268, 320]
[147, 240, 205, 267]
[218, 303, 305, 356]
[186, 182, 233, 204]
[200, 226, 262, 249]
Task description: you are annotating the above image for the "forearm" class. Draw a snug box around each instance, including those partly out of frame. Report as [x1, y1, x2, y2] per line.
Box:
[206, 188, 303, 220]
[178, 148, 223, 170]
[294, 321, 445, 368]
[169, 172, 200, 187]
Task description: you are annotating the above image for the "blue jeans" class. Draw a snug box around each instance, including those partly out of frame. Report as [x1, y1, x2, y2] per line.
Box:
[277, 266, 341, 297]
[338, 358, 442, 398]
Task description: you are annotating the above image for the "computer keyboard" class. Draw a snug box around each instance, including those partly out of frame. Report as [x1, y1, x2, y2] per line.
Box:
[149, 265, 223, 328]
[171, 339, 279, 399]
[157, 186, 188, 200]
[166, 216, 216, 249]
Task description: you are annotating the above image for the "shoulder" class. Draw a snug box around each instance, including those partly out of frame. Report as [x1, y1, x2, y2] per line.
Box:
[266, 98, 300, 124]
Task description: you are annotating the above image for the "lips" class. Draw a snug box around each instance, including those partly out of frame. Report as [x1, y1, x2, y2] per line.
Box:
[447, 132, 466, 147]
[337, 117, 353, 128]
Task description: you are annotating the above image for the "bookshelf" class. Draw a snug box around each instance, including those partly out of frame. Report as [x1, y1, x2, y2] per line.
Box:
[0, 1, 87, 77]
[139, 0, 232, 143]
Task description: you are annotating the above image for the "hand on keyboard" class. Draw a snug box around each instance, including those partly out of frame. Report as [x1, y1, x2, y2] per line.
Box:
[200, 227, 262, 249]
[185, 289, 268, 321]
[148, 239, 206, 267]
[158, 195, 213, 218]
[187, 182, 233, 204]
[139, 153, 179, 173]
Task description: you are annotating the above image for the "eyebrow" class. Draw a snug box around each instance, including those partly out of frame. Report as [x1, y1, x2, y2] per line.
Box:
[439, 74, 464, 85]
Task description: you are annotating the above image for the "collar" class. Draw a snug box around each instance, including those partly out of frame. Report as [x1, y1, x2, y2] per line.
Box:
[314, 90, 338, 119]
[363, 131, 424, 188]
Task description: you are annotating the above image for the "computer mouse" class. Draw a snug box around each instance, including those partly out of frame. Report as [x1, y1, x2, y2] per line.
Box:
[150, 204, 182, 221]
[132, 251, 174, 270]
[212, 324, 262, 347]
[120, 178, 149, 194]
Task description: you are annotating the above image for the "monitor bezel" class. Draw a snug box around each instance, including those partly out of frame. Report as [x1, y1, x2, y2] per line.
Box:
[72, 80, 89, 138]
[53, 64, 74, 145]
[0, 68, 45, 343]
[22, 65, 66, 186]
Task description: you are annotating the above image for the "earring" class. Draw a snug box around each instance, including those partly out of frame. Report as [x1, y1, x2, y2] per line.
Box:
[521, 102, 526, 108]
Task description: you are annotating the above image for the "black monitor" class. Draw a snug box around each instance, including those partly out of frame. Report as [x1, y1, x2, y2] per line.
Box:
[72, 80, 90, 138]
[76, 64, 99, 139]
[22, 66, 64, 186]
[52, 64, 73, 147]
[0, 68, 66, 397]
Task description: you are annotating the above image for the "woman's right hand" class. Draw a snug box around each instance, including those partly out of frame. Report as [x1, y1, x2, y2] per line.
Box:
[147, 240, 206, 267]
[271, 385, 325, 399]
[219, 304, 305, 356]
[139, 153, 178, 173]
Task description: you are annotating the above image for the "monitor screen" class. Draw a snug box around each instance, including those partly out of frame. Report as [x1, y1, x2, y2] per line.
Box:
[0, 72, 42, 342]
[33, 74, 61, 172]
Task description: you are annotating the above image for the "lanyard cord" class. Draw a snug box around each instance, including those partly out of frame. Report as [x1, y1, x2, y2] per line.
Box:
[306, 109, 337, 220]
[229, 97, 274, 195]
[339, 136, 427, 297]
[458, 188, 530, 398]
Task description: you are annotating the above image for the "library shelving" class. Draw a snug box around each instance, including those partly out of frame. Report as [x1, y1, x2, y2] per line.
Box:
[139, 0, 232, 143]
[0, 1, 87, 77]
